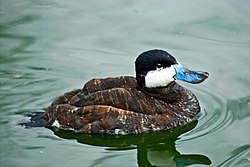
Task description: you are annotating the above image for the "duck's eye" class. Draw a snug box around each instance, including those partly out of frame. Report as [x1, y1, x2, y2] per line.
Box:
[156, 63, 162, 68]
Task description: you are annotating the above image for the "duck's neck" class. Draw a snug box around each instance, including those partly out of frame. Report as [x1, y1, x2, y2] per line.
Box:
[140, 81, 178, 101]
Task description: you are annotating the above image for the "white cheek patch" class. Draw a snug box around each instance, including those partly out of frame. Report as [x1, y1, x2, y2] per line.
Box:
[145, 66, 176, 88]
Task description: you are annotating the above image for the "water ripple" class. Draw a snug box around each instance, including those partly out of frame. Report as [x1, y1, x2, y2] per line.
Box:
[218, 144, 250, 167]
[180, 86, 250, 144]
[227, 95, 250, 121]
[179, 86, 230, 141]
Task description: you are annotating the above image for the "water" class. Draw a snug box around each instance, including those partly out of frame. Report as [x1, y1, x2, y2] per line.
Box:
[1, 0, 250, 166]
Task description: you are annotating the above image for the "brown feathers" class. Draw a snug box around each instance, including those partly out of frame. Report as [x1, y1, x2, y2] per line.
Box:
[45, 76, 200, 134]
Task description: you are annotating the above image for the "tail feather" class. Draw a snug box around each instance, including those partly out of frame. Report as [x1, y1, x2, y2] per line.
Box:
[19, 112, 50, 128]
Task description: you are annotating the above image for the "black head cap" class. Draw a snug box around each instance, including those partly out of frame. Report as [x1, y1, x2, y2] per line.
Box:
[135, 49, 177, 88]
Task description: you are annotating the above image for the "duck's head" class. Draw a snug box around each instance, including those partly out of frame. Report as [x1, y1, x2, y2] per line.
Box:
[135, 49, 209, 88]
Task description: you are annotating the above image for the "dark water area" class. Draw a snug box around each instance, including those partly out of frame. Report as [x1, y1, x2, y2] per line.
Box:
[1, 0, 250, 167]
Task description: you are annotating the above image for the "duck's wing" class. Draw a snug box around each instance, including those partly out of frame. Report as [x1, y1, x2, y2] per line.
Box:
[69, 85, 182, 116]
[50, 89, 81, 106]
[82, 76, 138, 94]
[68, 76, 138, 105]
[46, 104, 182, 134]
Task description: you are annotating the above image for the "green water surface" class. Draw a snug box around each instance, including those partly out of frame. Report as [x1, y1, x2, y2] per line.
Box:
[1, 0, 250, 167]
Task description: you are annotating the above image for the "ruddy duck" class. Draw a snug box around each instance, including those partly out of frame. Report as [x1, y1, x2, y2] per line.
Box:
[45, 49, 208, 134]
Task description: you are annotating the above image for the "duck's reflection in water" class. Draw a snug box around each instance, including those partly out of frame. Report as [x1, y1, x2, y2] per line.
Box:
[51, 121, 211, 167]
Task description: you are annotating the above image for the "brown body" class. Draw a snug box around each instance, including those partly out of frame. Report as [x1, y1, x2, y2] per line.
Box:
[45, 76, 200, 134]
